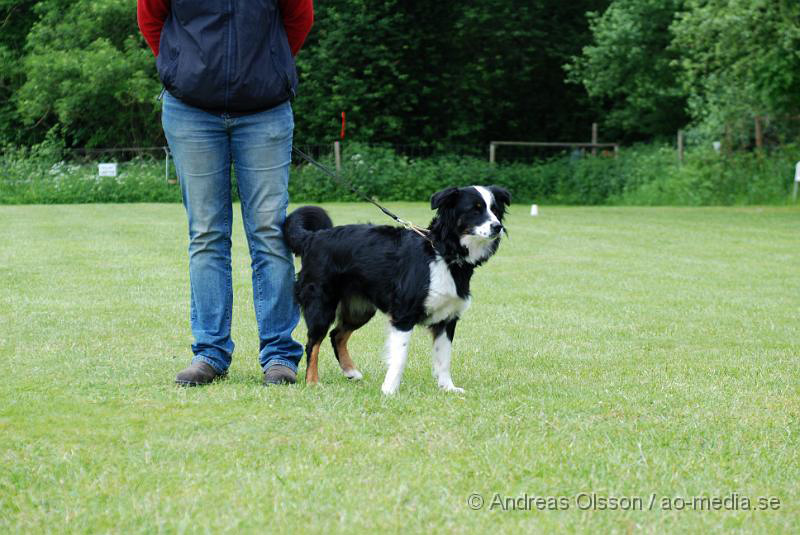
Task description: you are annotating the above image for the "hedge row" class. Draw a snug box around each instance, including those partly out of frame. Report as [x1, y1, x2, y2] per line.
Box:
[1, 141, 796, 205]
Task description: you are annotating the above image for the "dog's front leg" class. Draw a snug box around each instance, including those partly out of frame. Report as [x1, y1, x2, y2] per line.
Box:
[381, 325, 413, 395]
[431, 319, 464, 393]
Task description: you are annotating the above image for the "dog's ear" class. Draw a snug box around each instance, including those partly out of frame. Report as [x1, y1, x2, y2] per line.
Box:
[430, 187, 460, 210]
[489, 185, 511, 208]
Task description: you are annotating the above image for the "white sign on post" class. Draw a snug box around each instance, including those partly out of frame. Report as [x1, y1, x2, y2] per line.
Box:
[98, 163, 118, 177]
[795, 161, 800, 183]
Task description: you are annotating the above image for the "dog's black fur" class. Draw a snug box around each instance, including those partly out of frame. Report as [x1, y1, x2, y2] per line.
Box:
[283, 185, 510, 393]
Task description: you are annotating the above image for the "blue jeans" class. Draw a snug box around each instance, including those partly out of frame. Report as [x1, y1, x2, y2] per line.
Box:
[162, 92, 303, 374]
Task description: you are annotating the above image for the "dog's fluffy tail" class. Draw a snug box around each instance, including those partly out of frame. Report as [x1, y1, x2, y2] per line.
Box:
[283, 206, 333, 256]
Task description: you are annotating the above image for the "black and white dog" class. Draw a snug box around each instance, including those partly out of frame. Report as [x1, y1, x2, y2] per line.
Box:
[283, 185, 510, 394]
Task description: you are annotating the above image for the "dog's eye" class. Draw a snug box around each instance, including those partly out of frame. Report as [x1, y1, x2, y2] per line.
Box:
[474, 203, 483, 212]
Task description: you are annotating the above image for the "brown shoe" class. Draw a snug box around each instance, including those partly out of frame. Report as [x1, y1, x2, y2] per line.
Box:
[175, 361, 226, 386]
[263, 364, 297, 385]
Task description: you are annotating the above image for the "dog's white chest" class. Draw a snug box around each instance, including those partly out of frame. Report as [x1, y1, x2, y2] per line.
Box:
[423, 258, 470, 325]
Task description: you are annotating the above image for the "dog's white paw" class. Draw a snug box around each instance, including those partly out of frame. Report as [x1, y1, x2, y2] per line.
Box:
[343, 368, 363, 380]
[381, 382, 399, 395]
[440, 383, 465, 394]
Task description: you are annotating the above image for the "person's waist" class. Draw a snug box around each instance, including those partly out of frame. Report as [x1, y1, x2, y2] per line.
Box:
[166, 90, 290, 117]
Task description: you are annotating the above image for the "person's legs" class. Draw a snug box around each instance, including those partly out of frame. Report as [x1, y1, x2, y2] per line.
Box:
[162, 92, 235, 375]
[230, 100, 304, 374]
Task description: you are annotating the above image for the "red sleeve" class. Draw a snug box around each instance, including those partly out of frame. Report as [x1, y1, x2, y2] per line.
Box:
[137, 1, 312, 58]
[137, 0, 170, 57]
[279, 0, 314, 56]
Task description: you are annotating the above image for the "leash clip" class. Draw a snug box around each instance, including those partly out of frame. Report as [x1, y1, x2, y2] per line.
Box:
[397, 217, 430, 239]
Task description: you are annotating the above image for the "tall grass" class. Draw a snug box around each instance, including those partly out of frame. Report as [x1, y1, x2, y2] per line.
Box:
[1, 140, 796, 205]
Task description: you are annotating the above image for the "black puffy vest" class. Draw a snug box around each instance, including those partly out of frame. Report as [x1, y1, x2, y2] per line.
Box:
[156, 0, 297, 113]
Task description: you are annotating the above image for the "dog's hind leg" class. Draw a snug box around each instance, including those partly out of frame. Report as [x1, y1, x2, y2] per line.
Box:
[302, 294, 337, 385]
[330, 296, 376, 381]
[330, 328, 362, 380]
[305, 338, 323, 385]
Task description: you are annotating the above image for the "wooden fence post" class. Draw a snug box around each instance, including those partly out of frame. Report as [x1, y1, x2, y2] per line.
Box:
[164, 147, 170, 182]
[489, 142, 496, 164]
[677, 130, 684, 165]
[164, 146, 176, 184]
[592, 123, 598, 156]
[334, 141, 341, 172]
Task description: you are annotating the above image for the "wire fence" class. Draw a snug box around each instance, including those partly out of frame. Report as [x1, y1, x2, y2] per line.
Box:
[292, 142, 488, 160]
[62, 146, 176, 182]
[33, 116, 800, 180]
[62, 143, 490, 163]
[65, 146, 168, 162]
[59, 143, 500, 183]
[5, 134, 796, 205]
[58, 141, 604, 172]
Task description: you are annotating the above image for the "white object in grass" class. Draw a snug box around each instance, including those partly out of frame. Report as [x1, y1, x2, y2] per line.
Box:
[530, 204, 539, 216]
[795, 162, 800, 183]
[98, 163, 117, 177]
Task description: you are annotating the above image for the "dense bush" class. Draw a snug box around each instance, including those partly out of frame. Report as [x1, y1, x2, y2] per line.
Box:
[611, 145, 797, 205]
[292, 143, 795, 205]
[1, 141, 795, 205]
[0, 138, 181, 204]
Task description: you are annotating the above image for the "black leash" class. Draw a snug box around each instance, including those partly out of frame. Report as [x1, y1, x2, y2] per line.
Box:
[291, 146, 433, 242]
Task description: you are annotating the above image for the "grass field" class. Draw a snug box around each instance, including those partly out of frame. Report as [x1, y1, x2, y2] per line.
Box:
[1, 202, 798, 534]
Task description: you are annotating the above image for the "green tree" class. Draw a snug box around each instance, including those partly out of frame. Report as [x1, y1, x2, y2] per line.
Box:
[293, 0, 414, 145]
[295, 0, 609, 148]
[427, 0, 610, 146]
[0, 0, 39, 145]
[16, 0, 161, 147]
[566, 0, 688, 140]
[7, 0, 613, 150]
[671, 0, 800, 144]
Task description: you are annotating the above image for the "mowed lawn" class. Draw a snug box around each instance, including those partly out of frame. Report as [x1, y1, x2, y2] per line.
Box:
[1, 202, 798, 534]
